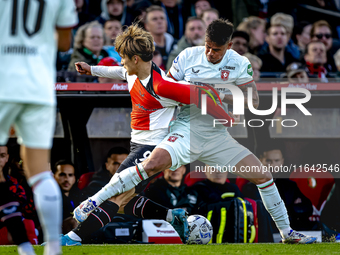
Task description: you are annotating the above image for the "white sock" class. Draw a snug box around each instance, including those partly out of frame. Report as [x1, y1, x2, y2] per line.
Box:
[91, 163, 148, 206]
[28, 171, 62, 243]
[43, 240, 61, 255]
[67, 231, 82, 242]
[166, 209, 173, 222]
[17, 242, 35, 255]
[257, 179, 291, 237]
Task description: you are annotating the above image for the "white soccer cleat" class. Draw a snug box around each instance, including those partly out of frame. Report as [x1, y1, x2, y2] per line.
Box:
[282, 230, 317, 244]
[73, 198, 98, 223]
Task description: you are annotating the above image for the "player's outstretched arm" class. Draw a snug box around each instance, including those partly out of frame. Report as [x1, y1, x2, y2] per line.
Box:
[154, 77, 234, 127]
[75, 62, 92, 75]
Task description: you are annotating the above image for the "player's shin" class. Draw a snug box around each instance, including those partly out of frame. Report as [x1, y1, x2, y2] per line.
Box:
[124, 195, 169, 220]
[257, 179, 291, 237]
[27, 171, 62, 255]
[91, 163, 148, 206]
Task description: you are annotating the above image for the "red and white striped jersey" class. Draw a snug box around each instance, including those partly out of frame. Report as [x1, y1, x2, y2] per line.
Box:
[92, 63, 180, 145]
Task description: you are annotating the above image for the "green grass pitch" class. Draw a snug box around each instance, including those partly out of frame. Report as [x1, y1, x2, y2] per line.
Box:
[1, 243, 339, 255]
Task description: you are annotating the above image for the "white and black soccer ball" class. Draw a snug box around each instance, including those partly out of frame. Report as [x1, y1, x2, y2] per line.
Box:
[187, 215, 213, 244]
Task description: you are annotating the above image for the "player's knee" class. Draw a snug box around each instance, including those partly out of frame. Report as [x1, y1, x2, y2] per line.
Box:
[0, 202, 22, 222]
[251, 172, 273, 185]
[143, 158, 163, 177]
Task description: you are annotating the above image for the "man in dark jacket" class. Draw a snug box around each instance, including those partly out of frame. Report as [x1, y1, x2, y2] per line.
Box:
[142, 165, 197, 214]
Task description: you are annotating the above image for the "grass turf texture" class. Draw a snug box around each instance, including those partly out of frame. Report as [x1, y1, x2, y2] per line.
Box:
[1, 243, 339, 255]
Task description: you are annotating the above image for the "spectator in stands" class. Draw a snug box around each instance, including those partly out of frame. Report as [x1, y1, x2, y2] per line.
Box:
[292, 21, 312, 61]
[74, 0, 97, 31]
[334, 48, 340, 77]
[97, 0, 134, 27]
[53, 160, 82, 234]
[310, 20, 339, 73]
[237, 16, 266, 55]
[201, 8, 219, 28]
[231, 30, 249, 56]
[243, 53, 262, 82]
[142, 165, 197, 214]
[83, 147, 129, 196]
[68, 21, 109, 72]
[191, 166, 243, 215]
[270, 13, 300, 60]
[241, 145, 314, 230]
[145, 6, 177, 69]
[153, 50, 165, 70]
[258, 24, 299, 73]
[103, 19, 122, 62]
[130, 0, 152, 29]
[156, 0, 186, 39]
[0, 146, 38, 248]
[166, 17, 205, 70]
[286, 62, 309, 83]
[97, 57, 124, 83]
[304, 41, 329, 82]
[193, 0, 211, 18]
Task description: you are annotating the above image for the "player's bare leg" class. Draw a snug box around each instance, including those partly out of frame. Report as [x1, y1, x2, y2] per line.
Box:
[23, 146, 62, 255]
[234, 154, 316, 244]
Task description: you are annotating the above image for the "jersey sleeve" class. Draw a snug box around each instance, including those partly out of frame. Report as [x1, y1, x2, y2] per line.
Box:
[168, 50, 186, 81]
[235, 56, 254, 86]
[56, 0, 78, 29]
[91, 66, 127, 80]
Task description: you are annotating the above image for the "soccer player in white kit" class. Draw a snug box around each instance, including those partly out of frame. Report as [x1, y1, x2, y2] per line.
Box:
[75, 20, 316, 244]
[0, 1, 78, 254]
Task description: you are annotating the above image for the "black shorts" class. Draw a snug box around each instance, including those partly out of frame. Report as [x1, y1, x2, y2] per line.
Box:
[117, 141, 158, 193]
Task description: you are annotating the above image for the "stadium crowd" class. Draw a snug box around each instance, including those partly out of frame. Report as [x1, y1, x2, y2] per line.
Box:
[57, 0, 340, 82]
[1, 0, 340, 248]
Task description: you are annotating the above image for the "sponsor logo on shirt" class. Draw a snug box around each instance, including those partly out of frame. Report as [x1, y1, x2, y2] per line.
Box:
[218, 65, 235, 71]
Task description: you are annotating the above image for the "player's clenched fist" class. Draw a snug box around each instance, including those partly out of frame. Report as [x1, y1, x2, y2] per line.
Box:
[75, 62, 91, 75]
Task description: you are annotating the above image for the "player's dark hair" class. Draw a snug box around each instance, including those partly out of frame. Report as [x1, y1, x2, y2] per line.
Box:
[106, 147, 129, 159]
[53, 159, 75, 174]
[206, 19, 234, 46]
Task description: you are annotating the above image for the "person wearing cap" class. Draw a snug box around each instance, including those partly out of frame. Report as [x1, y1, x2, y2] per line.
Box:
[286, 62, 309, 83]
[231, 30, 249, 56]
[97, 57, 124, 83]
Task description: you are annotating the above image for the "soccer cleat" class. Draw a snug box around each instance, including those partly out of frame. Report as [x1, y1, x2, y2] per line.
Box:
[73, 198, 97, 223]
[282, 230, 317, 244]
[41, 234, 81, 246]
[60, 234, 82, 246]
[335, 234, 340, 243]
[170, 209, 190, 244]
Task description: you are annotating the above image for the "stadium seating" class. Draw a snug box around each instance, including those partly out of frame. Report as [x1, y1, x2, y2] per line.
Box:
[78, 172, 95, 190]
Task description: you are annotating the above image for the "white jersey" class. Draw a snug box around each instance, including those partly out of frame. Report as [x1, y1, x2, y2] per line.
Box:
[91, 64, 179, 145]
[0, 0, 78, 106]
[169, 46, 253, 131]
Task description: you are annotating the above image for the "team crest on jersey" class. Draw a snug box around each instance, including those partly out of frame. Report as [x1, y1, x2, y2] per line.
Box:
[221, 70, 230, 81]
[167, 136, 178, 142]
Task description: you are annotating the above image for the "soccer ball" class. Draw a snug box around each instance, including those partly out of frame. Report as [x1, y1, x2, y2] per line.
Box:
[187, 215, 213, 244]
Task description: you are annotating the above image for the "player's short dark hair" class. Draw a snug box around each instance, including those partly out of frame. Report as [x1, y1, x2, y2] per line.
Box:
[53, 159, 75, 174]
[106, 147, 129, 159]
[206, 19, 234, 46]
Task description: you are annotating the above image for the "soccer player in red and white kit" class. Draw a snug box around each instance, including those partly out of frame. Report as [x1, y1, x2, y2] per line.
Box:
[0, 1, 78, 254]
[58, 24, 234, 245]
[75, 20, 317, 244]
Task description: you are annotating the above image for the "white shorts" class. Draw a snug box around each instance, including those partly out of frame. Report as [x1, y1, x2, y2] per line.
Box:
[0, 102, 55, 149]
[156, 120, 252, 170]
